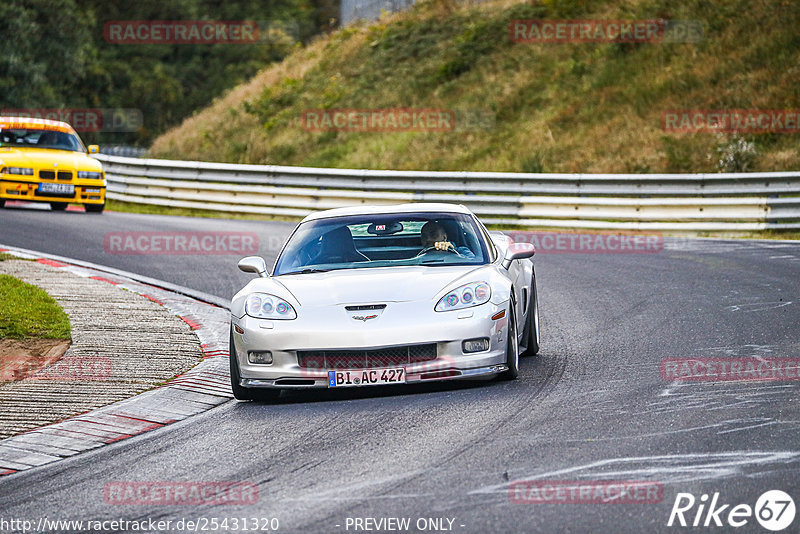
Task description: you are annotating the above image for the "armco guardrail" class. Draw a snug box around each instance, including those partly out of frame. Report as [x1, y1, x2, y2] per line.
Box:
[99, 145, 147, 158]
[95, 154, 800, 231]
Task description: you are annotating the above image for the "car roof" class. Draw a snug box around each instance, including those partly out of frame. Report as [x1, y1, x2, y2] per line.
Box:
[301, 203, 474, 222]
[0, 116, 77, 135]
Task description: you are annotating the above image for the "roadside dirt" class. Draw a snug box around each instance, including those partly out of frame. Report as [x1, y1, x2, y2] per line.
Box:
[0, 339, 71, 383]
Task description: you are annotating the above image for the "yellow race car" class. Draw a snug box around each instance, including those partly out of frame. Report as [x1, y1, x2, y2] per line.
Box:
[0, 116, 106, 213]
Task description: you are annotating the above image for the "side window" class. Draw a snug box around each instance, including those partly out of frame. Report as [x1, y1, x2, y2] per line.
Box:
[460, 220, 481, 256]
[477, 219, 497, 262]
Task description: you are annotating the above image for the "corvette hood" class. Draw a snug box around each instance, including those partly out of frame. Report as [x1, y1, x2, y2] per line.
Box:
[272, 265, 486, 307]
[0, 147, 102, 171]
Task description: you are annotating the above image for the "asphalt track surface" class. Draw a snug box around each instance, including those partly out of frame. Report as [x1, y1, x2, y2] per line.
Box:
[1, 204, 799, 533]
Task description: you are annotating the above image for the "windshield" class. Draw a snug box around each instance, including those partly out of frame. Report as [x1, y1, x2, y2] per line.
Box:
[273, 212, 489, 275]
[0, 128, 86, 152]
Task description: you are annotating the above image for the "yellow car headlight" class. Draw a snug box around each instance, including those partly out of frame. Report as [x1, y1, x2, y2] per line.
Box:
[1, 167, 34, 176]
[77, 171, 103, 179]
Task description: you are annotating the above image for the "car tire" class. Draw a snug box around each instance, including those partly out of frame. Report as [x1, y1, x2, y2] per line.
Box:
[50, 202, 68, 211]
[0, 199, 5, 208]
[500, 303, 519, 380]
[521, 274, 540, 357]
[85, 203, 104, 214]
[229, 330, 281, 401]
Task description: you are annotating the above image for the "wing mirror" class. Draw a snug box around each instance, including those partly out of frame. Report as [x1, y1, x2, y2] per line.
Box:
[238, 256, 269, 277]
[87, 145, 99, 154]
[502, 243, 535, 270]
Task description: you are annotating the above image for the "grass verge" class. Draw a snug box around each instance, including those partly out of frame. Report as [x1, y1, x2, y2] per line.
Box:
[0, 275, 71, 339]
[0, 253, 34, 262]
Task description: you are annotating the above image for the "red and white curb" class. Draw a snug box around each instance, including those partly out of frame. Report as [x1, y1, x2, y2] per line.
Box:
[0, 245, 232, 476]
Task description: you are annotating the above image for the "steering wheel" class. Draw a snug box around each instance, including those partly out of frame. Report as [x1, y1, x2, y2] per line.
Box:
[415, 245, 464, 258]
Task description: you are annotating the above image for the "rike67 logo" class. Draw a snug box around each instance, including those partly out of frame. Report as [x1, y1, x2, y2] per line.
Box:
[668, 490, 795, 531]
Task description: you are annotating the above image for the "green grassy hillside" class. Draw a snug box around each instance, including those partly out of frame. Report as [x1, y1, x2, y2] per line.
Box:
[149, 0, 800, 173]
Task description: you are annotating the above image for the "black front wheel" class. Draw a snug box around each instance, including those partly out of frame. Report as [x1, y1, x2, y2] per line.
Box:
[50, 202, 68, 211]
[85, 203, 105, 214]
[522, 275, 540, 356]
[229, 330, 281, 401]
[500, 304, 519, 380]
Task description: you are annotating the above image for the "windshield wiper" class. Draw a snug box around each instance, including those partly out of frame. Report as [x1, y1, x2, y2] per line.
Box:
[281, 268, 331, 275]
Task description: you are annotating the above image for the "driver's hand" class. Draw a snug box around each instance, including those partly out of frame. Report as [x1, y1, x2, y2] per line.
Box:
[434, 241, 454, 251]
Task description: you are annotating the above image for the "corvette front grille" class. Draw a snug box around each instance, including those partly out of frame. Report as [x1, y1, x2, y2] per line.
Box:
[297, 343, 437, 370]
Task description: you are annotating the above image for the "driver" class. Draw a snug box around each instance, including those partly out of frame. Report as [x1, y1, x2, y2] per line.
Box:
[37, 131, 61, 147]
[420, 221, 474, 258]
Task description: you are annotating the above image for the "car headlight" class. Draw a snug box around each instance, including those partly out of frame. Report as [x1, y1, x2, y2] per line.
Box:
[77, 171, 103, 179]
[245, 293, 297, 320]
[435, 281, 491, 312]
[1, 167, 34, 175]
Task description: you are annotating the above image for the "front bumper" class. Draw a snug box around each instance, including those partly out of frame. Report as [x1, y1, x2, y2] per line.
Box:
[231, 300, 511, 389]
[1, 178, 106, 205]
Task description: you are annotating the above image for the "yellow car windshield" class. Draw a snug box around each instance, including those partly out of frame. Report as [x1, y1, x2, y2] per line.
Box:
[0, 128, 85, 152]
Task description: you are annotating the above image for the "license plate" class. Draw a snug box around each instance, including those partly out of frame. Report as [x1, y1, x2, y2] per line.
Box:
[327, 368, 405, 388]
[38, 183, 74, 195]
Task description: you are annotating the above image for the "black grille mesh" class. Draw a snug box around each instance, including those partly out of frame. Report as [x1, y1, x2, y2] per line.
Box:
[298, 344, 437, 369]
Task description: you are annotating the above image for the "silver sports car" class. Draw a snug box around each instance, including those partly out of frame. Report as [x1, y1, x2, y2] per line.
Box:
[229, 203, 538, 400]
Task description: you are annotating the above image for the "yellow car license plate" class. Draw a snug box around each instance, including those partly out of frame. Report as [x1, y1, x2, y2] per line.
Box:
[38, 183, 74, 195]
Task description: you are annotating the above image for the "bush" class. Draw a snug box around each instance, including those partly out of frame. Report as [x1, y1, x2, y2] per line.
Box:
[716, 135, 757, 172]
[521, 152, 546, 173]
